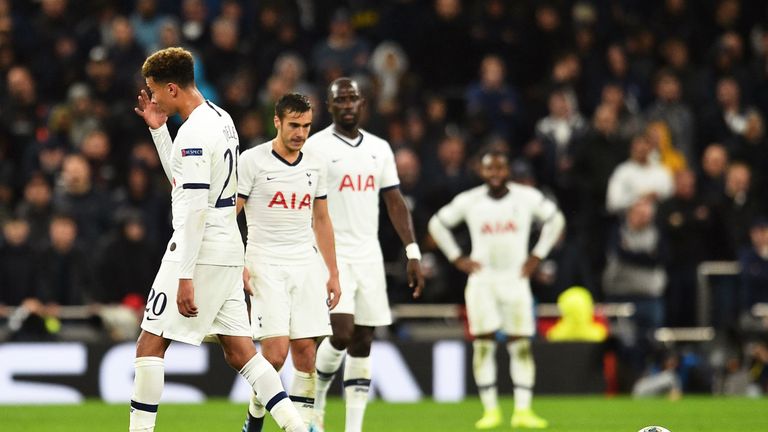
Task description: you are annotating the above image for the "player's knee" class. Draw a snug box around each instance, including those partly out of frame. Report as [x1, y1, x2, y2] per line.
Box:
[347, 329, 374, 357]
[262, 348, 288, 370]
[330, 332, 353, 350]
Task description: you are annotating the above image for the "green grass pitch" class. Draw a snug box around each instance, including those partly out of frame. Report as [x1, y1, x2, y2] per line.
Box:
[1, 396, 766, 431]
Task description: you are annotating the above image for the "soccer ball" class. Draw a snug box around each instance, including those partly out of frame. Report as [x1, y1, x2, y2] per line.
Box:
[638, 427, 671, 432]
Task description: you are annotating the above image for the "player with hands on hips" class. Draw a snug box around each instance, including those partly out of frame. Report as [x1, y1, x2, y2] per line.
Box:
[428, 150, 565, 430]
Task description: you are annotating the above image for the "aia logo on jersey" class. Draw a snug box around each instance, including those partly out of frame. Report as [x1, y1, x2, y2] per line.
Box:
[339, 174, 375, 191]
[268, 191, 312, 209]
[481, 220, 517, 234]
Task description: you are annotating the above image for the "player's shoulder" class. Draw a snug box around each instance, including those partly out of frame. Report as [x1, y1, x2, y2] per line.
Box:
[300, 148, 327, 169]
[304, 125, 335, 148]
[360, 129, 392, 152]
[240, 141, 272, 163]
[508, 182, 546, 202]
[454, 184, 488, 203]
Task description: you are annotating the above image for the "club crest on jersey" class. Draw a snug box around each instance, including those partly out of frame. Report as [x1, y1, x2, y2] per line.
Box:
[339, 174, 375, 191]
[268, 191, 312, 209]
[481, 220, 517, 234]
[181, 148, 203, 157]
[306, 172, 312, 186]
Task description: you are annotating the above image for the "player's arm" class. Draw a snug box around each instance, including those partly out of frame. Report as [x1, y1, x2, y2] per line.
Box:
[176, 135, 212, 318]
[524, 196, 566, 277]
[312, 197, 341, 310]
[428, 194, 481, 274]
[382, 187, 424, 297]
[134, 89, 172, 182]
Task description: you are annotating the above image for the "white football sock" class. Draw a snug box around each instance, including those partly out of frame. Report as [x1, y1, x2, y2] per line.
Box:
[248, 390, 266, 418]
[290, 369, 317, 428]
[129, 356, 164, 432]
[472, 339, 498, 411]
[508, 339, 535, 411]
[315, 337, 345, 422]
[239, 353, 305, 432]
[343, 355, 371, 432]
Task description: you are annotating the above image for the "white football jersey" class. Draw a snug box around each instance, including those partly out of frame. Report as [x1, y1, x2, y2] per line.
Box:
[303, 125, 399, 263]
[162, 101, 244, 266]
[238, 142, 328, 264]
[435, 183, 558, 272]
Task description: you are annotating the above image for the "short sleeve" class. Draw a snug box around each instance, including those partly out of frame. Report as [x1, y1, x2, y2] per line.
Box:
[380, 143, 400, 190]
[315, 157, 328, 199]
[436, 192, 469, 228]
[237, 149, 256, 199]
[178, 129, 211, 190]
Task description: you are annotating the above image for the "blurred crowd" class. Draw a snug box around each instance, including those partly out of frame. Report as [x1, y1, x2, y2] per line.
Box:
[0, 0, 766, 366]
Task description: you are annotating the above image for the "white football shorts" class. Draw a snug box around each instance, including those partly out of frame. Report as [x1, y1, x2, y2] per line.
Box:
[464, 270, 535, 337]
[332, 260, 392, 326]
[247, 256, 332, 340]
[141, 261, 251, 346]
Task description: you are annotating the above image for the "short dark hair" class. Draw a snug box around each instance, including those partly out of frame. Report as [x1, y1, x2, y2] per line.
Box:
[141, 47, 195, 87]
[275, 93, 312, 119]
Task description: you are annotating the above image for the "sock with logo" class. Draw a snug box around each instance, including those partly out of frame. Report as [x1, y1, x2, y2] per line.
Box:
[343, 355, 372, 432]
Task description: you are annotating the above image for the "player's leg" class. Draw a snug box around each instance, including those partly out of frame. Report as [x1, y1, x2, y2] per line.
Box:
[219, 335, 305, 432]
[289, 337, 320, 429]
[314, 313, 354, 429]
[288, 258, 332, 430]
[240, 263, 292, 431]
[242, 335, 290, 432]
[130, 331, 171, 432]
[502, 288, 547, 429]
[465, 276, 503, 429]
[343, 325, 375, 432]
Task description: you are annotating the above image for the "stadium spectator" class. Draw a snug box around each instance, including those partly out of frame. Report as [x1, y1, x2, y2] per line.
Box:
[645, 69, 695, 164]
[311, 9, 370, 85]
[0, 218, 37, 306]
[657, 169, 717, 326]
[53, 153, 112, 250]
[716, 162, 764, 259]
[35, 213, 95, 308]
[111, 162, 170, 251]
[202, 17, 248, 90]
[95, 210, 159, 306]
[739, 218, 768, 314]
[129, 0, 165, 54]
[697, 143, 729, 205]
[606, 133, 674, 214]
[15, 172, 54, 249]
[465, 54, 523, 144]
[602, 198, 668, 369]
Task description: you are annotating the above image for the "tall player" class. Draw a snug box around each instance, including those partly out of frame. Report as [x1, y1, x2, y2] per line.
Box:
[130, 48, 305, 432]
[237, 93, 341, 432]
[304, 78, 425, 432]
[428, 151, 565, 430]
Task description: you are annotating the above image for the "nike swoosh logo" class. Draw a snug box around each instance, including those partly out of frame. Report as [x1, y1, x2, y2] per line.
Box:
[266, 176, 276, 181]
[331, 159, 342, 163]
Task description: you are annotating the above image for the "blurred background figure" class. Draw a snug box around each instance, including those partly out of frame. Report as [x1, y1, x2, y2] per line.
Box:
[546, 286, 607, 342]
